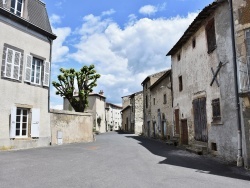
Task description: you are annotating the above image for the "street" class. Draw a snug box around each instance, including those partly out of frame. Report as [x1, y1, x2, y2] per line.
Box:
[0, 131, 249, 188]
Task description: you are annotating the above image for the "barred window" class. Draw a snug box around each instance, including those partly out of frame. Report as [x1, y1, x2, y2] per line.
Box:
[212, 98, 221, 122]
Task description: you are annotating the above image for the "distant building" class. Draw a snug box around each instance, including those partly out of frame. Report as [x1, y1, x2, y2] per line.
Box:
[105, 102, 122, 131]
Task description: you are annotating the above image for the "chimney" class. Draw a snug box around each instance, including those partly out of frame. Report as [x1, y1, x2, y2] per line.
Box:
[99, 90, 104, 95]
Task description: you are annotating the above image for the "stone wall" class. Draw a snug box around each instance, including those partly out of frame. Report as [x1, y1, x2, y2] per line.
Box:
[50, 110, 93, 145]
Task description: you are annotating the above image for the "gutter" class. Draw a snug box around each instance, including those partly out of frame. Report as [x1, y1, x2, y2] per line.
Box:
[228, 0, 243, 166]
[47, 37, 53, 113]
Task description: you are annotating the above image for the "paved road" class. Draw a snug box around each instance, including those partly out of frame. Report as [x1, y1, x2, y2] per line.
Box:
[0, 132, 250, 188]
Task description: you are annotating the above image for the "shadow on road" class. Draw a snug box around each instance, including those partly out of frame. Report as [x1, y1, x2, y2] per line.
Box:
[126, 135, 250, 181]
[115, 130, 135, 134]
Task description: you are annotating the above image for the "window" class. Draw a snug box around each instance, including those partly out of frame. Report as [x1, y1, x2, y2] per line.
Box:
[145, 83, 148, 90]
[25, 55, 50, 87]
[4, 48, 21, 80]
[10, 107, 40, 139]
[10, 0, 23, 16]
[163, 94, 167, 104]
[212, 98, 221, 122]
[146, 95, 148, 108]
[206, 18, 216, 53]
[179, 75, 183, 91]
[177, 53, 181, 61]
[192, 38, 196, 48]
[153, 98, 155, 105]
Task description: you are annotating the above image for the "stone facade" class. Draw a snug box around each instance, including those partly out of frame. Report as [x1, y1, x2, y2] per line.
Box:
[0, 0, 56, 150]
[167, 1, 239, 162]
[232, 0, 250, 169]
[130, 91, 143, 135]
[141, 70, 167, 137]
[149, 70, 173, 139]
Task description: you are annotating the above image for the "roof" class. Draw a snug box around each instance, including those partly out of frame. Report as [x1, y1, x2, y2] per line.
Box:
[141, 70, 168, 85]
[149, 69, 171, 90]
[89, 93, 106, 99]
[130, 91, 143, 98]
[0, 0, 56, 39]
[166, 0, 226, 56]
[106, 102, 122, 109]
[121, 105, 131, 112]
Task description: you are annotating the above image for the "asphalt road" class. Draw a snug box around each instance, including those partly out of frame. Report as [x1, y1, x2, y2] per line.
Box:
[0, 131, 250, 188]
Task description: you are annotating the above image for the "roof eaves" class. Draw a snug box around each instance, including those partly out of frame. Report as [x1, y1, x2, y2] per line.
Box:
[149, 69, 171, 90]
[166, 1, 225, 56]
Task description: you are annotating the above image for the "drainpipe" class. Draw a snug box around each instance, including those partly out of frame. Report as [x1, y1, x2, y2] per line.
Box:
[228, 0, 243, 166]
[47, 37, 53, 113]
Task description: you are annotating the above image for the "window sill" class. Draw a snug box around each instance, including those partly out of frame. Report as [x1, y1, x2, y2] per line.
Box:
[211, 121, 223, 125]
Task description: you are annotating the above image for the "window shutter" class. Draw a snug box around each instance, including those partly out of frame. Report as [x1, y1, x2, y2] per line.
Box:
[13, 51, 21, 80]
[5, 48, 13, 78]
[25, 55, 32, 82]
[10, 107, 17, 139]
[31, 108, 40, 138]
[43, 61, 50, 87]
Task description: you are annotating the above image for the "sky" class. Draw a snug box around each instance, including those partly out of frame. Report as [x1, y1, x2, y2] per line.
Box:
[43, 0, 214, 109]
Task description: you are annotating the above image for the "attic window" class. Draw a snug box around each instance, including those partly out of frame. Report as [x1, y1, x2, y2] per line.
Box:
[206, 18, 216, 53]
[192, 38, 196, 48]
[177, 54, 181, 61]
[10, 0, 23, 17]
[179, 76, 183, 92]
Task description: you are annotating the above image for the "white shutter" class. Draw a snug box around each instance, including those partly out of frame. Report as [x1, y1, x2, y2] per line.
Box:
[10, 107, 17, 139]
[43, 61, 50, 87]
[13, 51, 21, 80]
[25, 55, 32, 82]
[31, 108, 40, 138]
[5, 48, 13, 78]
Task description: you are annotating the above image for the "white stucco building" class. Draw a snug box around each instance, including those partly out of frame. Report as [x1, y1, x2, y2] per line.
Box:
[0, 0, 56, 149]
[105, 103, 122, 131]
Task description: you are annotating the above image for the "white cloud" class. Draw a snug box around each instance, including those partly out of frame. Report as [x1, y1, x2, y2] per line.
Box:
[50, 104, 63, 110]
[101, 9, 116, 16]
[52, 26, 71, 63]
[50, 14, 61, 25]
[139, 5, 158, 16]
[139, 3, 167, 16]
[69, 12, 198, 104]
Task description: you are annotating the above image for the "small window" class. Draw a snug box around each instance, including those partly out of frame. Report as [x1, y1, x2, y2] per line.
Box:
[206, 18, 216, 53]
[211, 142, 217, 151]
[179, 76, 183, 92]
[177, 53, 181, 61]
[163, 94, 167, 104]
[145, 83, 148, 90]
[212, 98, 221, 122]
[153, 98, 155, 105]
[146, 95, 148, 108]
[192, 38, 196, 48]
[10, 0, 23, 17]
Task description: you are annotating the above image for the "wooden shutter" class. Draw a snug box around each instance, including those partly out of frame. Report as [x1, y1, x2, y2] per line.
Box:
[31, 108, 40, 138]
[10, 107, 17, 139]
[13, 51, 21, 80]
[43, 61, 50, 87]
[5, 48, 13, 78]
[25, 55, 32, 82]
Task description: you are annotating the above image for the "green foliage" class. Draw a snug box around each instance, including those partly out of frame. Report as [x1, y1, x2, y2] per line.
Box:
[52, 65, 101, 112]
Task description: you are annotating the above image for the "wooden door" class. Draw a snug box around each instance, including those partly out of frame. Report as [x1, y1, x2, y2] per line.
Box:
[181, 119, 188, 145]
[193, 98, 208, 142]
[174, 109, 180, 134]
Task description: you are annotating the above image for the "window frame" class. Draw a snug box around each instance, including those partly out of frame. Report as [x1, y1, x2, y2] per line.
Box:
[15, 108, 29, 138]
[163, 94, 167, 104]
[31, 57, 42, 85]
[211, 98, 221, 122]
[179, 75, 183, 92]
[10, 0, 23, 17]
[206, 18, 217, 54]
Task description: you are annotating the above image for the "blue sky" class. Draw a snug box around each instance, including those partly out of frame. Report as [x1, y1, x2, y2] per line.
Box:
[43, 0, 214, 109]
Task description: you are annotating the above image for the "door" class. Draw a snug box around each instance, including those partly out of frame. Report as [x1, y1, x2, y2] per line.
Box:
[153, 122, 156, 138]
[174, 109, 180, 134]
[162, 121, 167, 137]
[147, 121, 150, 137]
[193, 97, 208, 142]
[181, 119, 188, 145]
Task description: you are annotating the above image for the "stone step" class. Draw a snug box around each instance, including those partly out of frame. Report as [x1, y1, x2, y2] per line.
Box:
[186, 144, 207, 155]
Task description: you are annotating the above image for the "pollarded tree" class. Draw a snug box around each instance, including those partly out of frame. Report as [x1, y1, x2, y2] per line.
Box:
[52, 65, 101, 112]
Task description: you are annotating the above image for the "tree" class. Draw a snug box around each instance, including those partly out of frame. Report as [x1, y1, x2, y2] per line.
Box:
[52, 65, 101, 112]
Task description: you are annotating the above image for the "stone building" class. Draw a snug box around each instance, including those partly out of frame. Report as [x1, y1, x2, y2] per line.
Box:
[105, 102, 122, 131]
[167, 0, 249, 165]
[149, 69, 173, 139]
[0, 0, 56, 149]
[121, 91, 143, 134]
[141, 70, 167, 137]
[232, 0, 250, 168]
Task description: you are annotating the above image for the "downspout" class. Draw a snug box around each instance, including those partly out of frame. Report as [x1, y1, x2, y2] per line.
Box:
[228, 0, 243, 166]
[47, 37, 53, 113]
